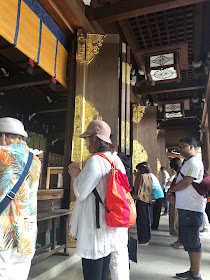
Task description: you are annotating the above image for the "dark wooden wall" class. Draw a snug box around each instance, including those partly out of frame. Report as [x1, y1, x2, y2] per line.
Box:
[165, 126, 195, 148]
[85, 35, 120, 138]
[133, 106, 158, 175]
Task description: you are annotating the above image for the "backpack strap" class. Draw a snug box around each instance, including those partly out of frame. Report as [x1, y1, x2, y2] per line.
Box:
[93, 152, 117, 169]
[0, 151, 33, 215]
[92, 153, 111, 229]
[92, 188, 110, 229]
[180, 171, 184, 178]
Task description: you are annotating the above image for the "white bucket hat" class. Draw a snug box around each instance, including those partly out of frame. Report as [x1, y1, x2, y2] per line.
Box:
[0, 117, 28, 138]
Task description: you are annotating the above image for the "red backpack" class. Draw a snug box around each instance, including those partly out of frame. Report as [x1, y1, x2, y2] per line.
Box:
[92, 153, 136, 228]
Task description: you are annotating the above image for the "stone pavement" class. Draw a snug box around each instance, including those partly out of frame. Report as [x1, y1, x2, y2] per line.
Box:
[29, 216, 210, 280]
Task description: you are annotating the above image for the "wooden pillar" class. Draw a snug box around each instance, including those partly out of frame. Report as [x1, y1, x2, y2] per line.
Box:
[202, 131, 210, 174]
[120, 43, 131, 154]
[120, 43, 126, 153]
[157, 129, 168, 173]
[62, 35, 77, 209]
[125, 45, 130, 155]
[208, 100, 210, 143]
[132, 106, 157, 175]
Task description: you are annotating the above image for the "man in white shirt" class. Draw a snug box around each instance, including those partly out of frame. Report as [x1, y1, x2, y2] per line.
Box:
[168, 137, 204, 280]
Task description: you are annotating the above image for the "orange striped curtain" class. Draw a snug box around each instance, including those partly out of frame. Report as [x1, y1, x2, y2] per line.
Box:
[0, 0, 69, 87]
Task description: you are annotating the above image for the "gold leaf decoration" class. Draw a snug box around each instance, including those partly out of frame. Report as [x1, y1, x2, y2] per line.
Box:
[72, 96, 102, 163]
[121, 120, 126, 150]
[69, 201, 75, 211]
[72, 96, 85, 163]
[68, 201, 77, 248]
[133, 105, 146, 123]
[121, 62, 130, 85]
[127, 63, 130, 85]
[82, 100, 102, 161]
[86, 34, 105, 64]
[126, 121, 130, 150]
[122, 61, 126, 84]
[76, 29, 106, 64]
[157, 159, 161, 174]
[132, 140, 148, 171]
[76, 29, 87, 63]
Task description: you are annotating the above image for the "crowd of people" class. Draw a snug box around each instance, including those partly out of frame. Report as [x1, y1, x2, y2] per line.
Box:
[69, 120, 210, 280]
[0, 117, 209, 280]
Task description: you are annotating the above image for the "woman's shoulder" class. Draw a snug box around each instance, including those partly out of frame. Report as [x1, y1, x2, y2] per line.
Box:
[87, 152, 111, 168]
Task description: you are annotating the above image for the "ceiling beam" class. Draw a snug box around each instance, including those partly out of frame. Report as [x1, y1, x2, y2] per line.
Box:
[94, 0, 208, 25]
[53, 0, 95, 32]
[37, 0, 73, 35]
[158, 116, 198, 121]
[38, 0, 95, 33]
[136, 79, 206, 96]
[0, 79, 50, 91]
[193, 3, 203, 62]
[119, 20, 144, 72]
[37, 108, 66, 114]
[157, 98, 190, 104]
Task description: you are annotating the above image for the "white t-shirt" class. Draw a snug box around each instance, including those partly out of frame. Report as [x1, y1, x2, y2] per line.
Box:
[175, 155, 204, 213]
[161, 170, 170, 191]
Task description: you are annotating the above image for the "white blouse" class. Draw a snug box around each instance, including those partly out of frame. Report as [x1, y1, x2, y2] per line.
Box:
[70, 151, 128, 260]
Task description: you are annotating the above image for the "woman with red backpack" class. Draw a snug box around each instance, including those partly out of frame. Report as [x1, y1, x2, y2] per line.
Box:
[68, 120, 129, 280]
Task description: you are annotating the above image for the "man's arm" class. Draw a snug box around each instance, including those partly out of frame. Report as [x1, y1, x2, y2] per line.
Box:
[169, 176, 194, 192]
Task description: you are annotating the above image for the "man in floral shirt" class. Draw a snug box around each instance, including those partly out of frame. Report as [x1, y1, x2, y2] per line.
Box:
[0, 118, 41, 280]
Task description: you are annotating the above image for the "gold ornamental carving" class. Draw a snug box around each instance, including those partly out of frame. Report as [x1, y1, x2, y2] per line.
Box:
[121, 120, 126, 150]
[132, 140, 148, 171]
[133, 105, 146, 123]
[121, 62, 130, 85]
[86, 34, 105, 64]
[157, 159, 161, 174]
[127, 63, 130, 85]
[72, 96, 85, 163]
[68, 201, 76, 248]
[72, 96, 102, 164]
[76, 30, 87, 64]
[122, 62, 126, 84]
[126, 121, 130, 150]
[76, 30, 106, 64]
[82, 99, 102, 161]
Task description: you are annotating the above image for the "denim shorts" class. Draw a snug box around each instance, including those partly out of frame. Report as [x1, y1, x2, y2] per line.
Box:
[178, 209, 203, 252]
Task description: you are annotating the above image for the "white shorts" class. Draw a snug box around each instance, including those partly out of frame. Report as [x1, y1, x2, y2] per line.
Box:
[0, 248, 34, 280]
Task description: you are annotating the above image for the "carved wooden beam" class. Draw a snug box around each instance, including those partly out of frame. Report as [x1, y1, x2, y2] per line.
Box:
[55, 0, 95, 32]
[136, 79, 206, 96]
[119, 20, 144, 72]
[193, 3, 203, 62]
[94, 0, 208, 24]
[38, 0, 74, 34]
[38, 0, 95, 33]
[0, 72, 51, 90]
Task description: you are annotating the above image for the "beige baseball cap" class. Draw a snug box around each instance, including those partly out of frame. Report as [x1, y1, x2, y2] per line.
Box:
[79, 120, 111, 144]
[0, 117, 28, 138]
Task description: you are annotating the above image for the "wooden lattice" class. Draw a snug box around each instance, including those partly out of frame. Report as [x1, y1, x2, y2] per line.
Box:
[127, 5, 195, 64]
